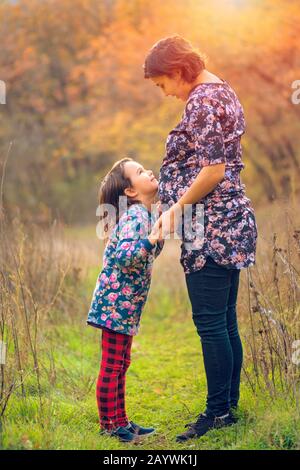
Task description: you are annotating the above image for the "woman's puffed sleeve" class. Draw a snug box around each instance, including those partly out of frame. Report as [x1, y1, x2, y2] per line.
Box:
[185, 96, 226, 167]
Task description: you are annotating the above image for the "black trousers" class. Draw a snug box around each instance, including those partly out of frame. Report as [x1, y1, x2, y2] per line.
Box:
[185, 256, 243, 417]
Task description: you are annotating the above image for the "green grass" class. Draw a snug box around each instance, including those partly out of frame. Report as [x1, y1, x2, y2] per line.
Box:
[1, 275, 300, 450]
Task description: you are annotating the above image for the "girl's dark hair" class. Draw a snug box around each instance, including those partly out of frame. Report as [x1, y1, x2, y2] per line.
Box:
[143, 35, 206, 83]
[98, 157, 140, 240]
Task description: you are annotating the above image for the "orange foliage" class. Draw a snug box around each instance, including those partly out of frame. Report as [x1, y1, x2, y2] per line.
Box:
[0, 0, 299, 222]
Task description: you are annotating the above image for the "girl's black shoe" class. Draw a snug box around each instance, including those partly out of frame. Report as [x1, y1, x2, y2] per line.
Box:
[125, 421, 155, 436]
[176, 412, 234, 442]
[100, 426, 140, 443]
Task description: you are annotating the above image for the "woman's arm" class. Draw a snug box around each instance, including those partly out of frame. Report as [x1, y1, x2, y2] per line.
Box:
[157, 96, 227, 235]
[177, 95, 226, 207]
[157, 164, 224, 237]
[176, 163, 225, 208]
[156, 164, 225, 237]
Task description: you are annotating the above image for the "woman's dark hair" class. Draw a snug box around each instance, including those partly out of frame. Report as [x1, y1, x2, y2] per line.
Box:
[98, 157, 140, 240]
[143, 35, 206, 83]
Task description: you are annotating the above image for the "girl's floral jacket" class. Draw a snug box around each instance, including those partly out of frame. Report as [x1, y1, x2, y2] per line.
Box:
[87, 203, 163, 336]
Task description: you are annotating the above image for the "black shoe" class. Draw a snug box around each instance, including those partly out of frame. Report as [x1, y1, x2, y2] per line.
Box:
[101, 426, 140, 443]
[126, 421, 155, 437]
[176, 412, 234, 442]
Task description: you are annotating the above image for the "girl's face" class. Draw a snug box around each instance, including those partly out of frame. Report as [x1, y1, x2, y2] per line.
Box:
[123, 161, 158, 200]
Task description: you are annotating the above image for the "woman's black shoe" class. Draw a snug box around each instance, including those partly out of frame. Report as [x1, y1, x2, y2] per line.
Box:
[176, 412, 234, 442]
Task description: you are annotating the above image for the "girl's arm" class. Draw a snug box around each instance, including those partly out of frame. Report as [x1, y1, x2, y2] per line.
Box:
[152, 201, 164, 257]
[114, 208, 156, 267]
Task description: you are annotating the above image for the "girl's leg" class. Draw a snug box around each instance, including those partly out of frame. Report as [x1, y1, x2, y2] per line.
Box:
[96, 329, 131, 431]
[116, 335, 133, 427]
[226, 269, 243, 408]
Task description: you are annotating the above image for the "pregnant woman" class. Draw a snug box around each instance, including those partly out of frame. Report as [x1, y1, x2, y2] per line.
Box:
[143, 36, 258, 442]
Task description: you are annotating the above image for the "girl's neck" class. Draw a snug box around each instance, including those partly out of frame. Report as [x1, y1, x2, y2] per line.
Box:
[136, 195, 157, 213]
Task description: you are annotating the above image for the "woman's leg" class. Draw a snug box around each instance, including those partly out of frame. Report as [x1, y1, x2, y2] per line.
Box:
[226, 269, 243, 408]
[96, 329, 132, 431]
[185, 256, 234, 417]
[116, 335, 133, 427]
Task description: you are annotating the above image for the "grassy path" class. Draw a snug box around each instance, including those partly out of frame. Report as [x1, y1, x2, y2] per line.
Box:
[2, 275, 299, 450]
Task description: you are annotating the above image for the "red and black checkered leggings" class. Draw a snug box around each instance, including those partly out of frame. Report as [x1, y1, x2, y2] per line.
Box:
[96, 328, 133, 431]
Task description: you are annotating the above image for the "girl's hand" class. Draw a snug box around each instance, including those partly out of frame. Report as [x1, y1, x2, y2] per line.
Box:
[148, 219, 163, 246]
[156, 200, 163, 217]
[148, 201, 165, 244]
[156, 203, 182, 239]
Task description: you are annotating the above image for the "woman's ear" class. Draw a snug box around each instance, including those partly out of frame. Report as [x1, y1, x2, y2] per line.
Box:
[173, 69, 182, 82]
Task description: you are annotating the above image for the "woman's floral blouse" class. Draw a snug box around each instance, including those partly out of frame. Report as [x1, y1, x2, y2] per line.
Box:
[87, 203, 163, 336]
[159, 79, 258, 273]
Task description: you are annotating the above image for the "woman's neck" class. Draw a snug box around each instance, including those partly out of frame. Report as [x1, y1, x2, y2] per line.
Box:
[184, 70, 223, 100]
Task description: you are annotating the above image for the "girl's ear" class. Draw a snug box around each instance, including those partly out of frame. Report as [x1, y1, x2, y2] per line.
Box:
[124, 187, 138, 198]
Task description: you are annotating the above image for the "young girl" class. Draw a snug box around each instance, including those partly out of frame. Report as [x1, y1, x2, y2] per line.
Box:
[87, 157, 163, 443]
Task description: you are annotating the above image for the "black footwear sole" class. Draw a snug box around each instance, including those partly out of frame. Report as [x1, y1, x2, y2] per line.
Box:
[176, 428, 198, 443]
[100, 429, 142, 443]
[176, 435, 196, 443]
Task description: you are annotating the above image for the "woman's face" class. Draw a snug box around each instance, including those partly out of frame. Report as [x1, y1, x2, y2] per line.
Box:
[150, 72, 188, 101]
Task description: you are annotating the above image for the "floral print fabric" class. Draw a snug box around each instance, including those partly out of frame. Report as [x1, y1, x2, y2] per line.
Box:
[87, 203, 163, 336]
[158, 80, 258, 272]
